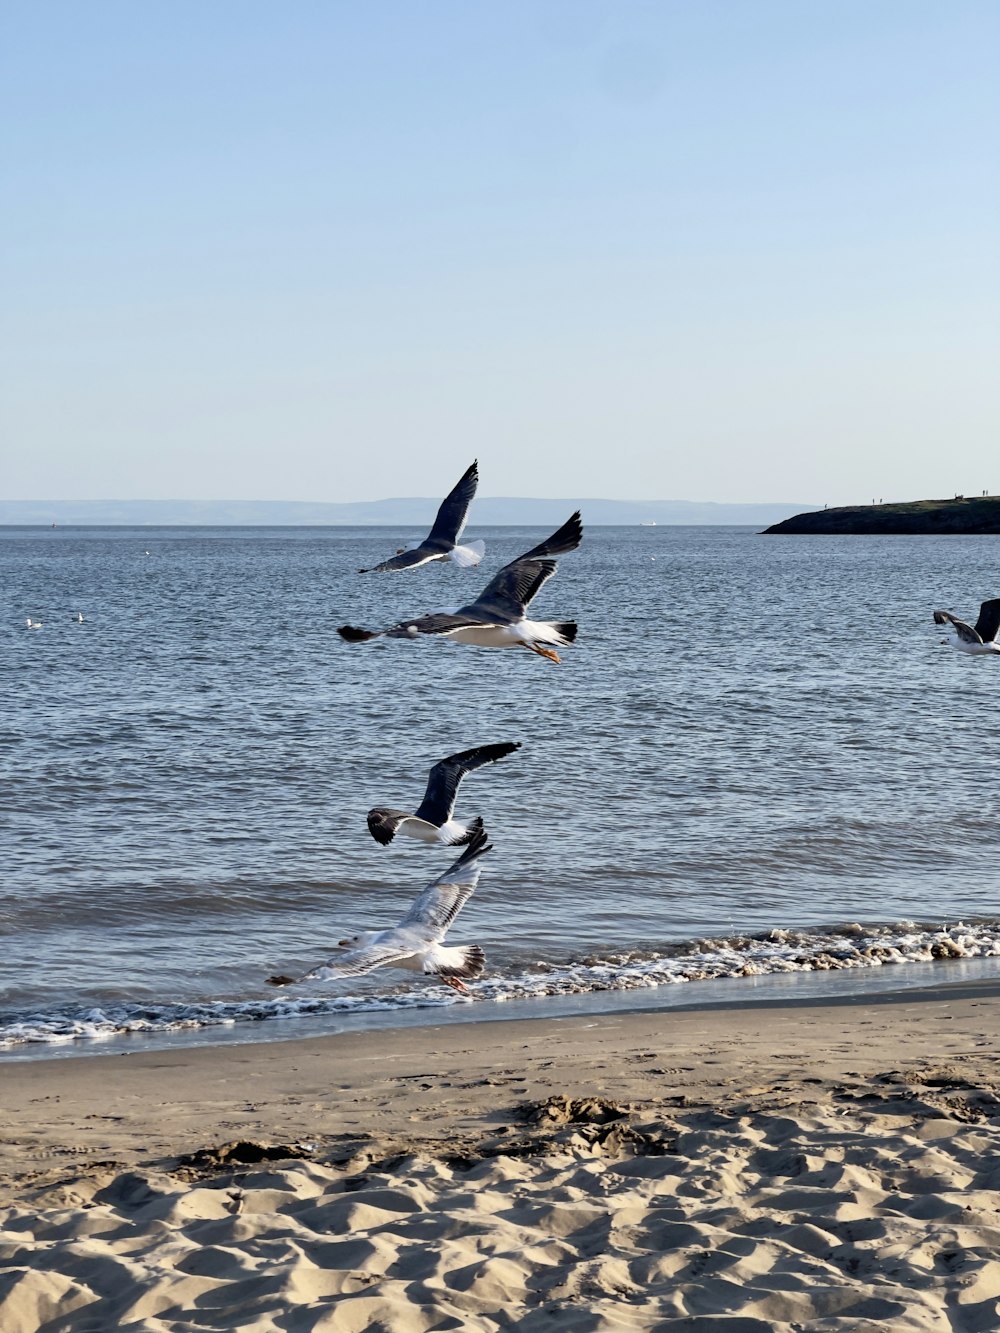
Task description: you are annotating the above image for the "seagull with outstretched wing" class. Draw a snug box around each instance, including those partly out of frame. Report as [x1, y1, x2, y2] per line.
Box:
[367, 741, 521, 847]
[359, 460, 485, 573]
[340, 511, 582, 663]
[933, 599, 1000, 656]
[267, 830, 491, 994]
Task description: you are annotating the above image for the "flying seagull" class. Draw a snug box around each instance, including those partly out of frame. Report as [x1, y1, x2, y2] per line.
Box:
[367, 741, 521, 847]
[267, 829, 491, 994]
[339, 511, 582, 663]
[359, 460, 485, 573]
[933, 599, 1000, 655]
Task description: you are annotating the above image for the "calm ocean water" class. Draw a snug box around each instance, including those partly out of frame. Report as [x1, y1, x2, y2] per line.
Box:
[3, 524, 1000, 1055]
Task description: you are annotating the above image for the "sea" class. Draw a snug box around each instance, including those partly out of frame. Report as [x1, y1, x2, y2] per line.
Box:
[3, 523, 1000, 1060]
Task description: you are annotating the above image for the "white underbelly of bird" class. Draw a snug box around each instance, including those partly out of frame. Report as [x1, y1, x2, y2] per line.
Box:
[958, 641, 1000, 656]
[393, 945, 477, 977]
[399, 817, 472, 844]
[941, 631, 1000, 655]
[445, 620, 571, 648]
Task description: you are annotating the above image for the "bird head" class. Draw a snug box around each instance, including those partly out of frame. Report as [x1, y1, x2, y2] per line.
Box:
[338, 932, 374, 949]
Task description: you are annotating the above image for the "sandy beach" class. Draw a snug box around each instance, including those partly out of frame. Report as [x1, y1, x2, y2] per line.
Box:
[3, 982, 1000, 1331]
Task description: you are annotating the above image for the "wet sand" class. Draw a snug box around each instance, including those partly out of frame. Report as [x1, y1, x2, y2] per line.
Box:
[3, 982, 1000, 1330]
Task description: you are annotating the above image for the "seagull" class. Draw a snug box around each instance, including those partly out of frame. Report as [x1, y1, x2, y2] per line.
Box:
[267, 829, 491, 994]
[367, 741, 521, 847]
[359, 460, 485, 573]
[25, 618, 42, 630]
[74, 612, 84, 623]
[339, 511, 582, 663]
[933, 600, 1000, 655]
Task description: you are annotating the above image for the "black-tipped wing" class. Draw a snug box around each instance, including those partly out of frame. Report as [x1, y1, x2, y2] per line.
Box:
[933, 610, 982, 644]
[414, 742, 521, 825]
[361, 546, 440, 574]
[383, 611, 496, 637]
[397, 829, 492, 937]
[426, 460, 479, 548]
[974, 599, 1000, 643]
[469, 559, 557, 618]
[398, 884, 476, 940]
[269, 938, 420, 985]
[464, 512, 583, 618]
[511, 511, 583, 563]
[367, 808, 411, 846]
[307, 942, 419, 979]
[339, 610, 498, 644]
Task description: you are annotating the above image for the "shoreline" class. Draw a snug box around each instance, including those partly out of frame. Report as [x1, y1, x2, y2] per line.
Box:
[4, 973, 999, 1180]
[5, 948, 1000, 1065]
[3, 983, 1000, 1329]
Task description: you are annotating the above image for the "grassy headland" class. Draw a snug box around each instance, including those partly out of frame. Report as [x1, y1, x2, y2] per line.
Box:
[764, 495, 1000, 534]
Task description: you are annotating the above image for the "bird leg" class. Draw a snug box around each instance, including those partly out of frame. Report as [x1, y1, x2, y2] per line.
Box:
[528, 644, 561, 664]
[442, 976, 470, 994]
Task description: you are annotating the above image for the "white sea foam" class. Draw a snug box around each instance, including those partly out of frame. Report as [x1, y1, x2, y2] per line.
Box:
[2, 920, 999, 1049]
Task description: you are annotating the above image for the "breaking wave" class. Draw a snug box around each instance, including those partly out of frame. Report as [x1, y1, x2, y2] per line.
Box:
[3, 919, 999, 1049]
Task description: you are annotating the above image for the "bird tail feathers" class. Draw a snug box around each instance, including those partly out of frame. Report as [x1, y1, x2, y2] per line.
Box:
[449, 540, 485, 567]
[524, 620, 577, 646]
[431, 944, 486, 980]
[453, 815, 486, 846]
[550, 621, 577, 644]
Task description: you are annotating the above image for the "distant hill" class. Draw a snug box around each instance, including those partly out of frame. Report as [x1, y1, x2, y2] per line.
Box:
[764, 496, 1000, 535]
[0, 497, 813, 527]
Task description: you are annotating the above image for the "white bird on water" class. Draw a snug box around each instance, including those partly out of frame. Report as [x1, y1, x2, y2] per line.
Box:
[267, 830, 491, 994]
[933, 599, 1000, 656]
[367, 741, 521, 847]
[25, 618, 42, 630]
[74, 612, 84, 623]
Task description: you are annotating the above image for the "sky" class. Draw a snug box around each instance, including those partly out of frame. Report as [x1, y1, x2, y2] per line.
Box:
[2, 0, 998, 506]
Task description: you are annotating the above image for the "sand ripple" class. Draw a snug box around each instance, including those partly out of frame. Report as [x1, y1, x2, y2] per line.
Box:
[3, 1081, 1000, 1331]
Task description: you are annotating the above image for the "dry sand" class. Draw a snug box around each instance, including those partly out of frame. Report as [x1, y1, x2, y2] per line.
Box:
[2, 981, 1000, 1331]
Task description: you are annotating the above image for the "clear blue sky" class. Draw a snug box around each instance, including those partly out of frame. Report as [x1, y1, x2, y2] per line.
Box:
[2, 1, 997, 505]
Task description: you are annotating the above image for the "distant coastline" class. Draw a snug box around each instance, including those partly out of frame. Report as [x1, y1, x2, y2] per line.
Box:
[764, 495, 1000, 535]
[0, 497, 814, 527]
